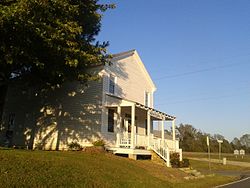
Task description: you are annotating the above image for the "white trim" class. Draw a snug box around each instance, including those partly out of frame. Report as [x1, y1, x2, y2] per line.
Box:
[105, 93, 176, 120]
[101, 76, 107, 133]
[108, 73, 117, 95]
[144, 91, 151, 107]
[151, 92, 154, 108]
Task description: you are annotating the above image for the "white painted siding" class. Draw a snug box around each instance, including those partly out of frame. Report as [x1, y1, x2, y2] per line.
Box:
[1, 73, 104, 150]
[105, 52, 156, 107]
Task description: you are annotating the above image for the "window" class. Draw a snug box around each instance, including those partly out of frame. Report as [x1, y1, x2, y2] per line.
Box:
[109, 75, 115, 94]
[145, 92, 150, 107]
[108, 109, 115, 132]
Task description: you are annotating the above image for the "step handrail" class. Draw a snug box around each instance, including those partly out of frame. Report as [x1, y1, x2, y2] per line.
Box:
[149, 138, 170, 167]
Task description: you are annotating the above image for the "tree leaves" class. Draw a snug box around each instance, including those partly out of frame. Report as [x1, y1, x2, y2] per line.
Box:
[0, 0, 114, 87]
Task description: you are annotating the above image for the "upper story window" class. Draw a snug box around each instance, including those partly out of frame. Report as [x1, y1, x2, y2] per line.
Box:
[109, 74, 116, 94]
[145, 92, 150, 107]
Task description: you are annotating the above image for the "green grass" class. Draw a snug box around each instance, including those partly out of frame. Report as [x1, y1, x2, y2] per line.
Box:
[184, 152, 250, 163]
[0, 149, 239, 188]
[189, 159, 250, 172]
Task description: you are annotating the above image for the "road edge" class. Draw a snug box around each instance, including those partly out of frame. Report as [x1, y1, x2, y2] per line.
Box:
[214, 177, 250, 188]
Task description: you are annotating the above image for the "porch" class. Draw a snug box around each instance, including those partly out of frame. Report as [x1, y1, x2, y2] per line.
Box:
[103, 94, 182, 167]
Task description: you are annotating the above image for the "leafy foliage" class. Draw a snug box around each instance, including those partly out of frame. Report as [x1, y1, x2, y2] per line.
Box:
[0, 0, 114, 87]
[170, 152, 190, 168]
[177, 124, 250, 153]
[67, 141, 83, 151]
[92, 139, 105, 146]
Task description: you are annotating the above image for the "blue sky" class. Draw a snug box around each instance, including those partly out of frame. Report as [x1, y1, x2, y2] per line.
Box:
[98, 0, 250, 141]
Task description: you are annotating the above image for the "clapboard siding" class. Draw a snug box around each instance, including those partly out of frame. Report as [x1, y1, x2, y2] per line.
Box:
[1, 50, 158, 150]
[106, 51, 155, 107]
[1, 74, 104, 150]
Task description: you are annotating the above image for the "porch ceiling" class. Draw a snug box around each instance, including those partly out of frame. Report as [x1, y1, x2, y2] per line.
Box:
[105, 94, 176, 121]
[135, 103, 175, 121]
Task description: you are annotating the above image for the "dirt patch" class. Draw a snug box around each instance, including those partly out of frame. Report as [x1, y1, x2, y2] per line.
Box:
[132, 160, 188, 182]
[83, 146, 106, 154]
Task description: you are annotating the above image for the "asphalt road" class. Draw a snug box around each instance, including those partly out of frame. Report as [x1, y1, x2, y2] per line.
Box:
[215, 177, 250, 188]
[188, 157, 250, 187]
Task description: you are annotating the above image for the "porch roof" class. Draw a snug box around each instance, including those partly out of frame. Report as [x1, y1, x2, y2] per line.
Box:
[106, 94, 176, 121]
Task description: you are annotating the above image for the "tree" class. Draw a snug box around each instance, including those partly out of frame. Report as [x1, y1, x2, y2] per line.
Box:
[176, 123, 234, 153]
[0, 0, 114, 120]
[214, 134, 224, 141]
[240, 134, 250, 148]
[176, 124, 197, 151]
[0, 0, 115, 86]
[231, 137, 242, 149]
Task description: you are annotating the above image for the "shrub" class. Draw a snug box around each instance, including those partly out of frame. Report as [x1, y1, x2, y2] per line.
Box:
[170, 152, 190, 168]
[182, 158, 190, 167]
[170, 153, 180, 168]
[92, 140, 105, 147]
[68, 142, 83, 151]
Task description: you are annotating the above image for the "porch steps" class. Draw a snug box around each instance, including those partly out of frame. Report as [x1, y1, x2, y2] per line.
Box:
[150, 146, 170, 167]
[151, 150, 169, 166]
[179, 168, 205, 179]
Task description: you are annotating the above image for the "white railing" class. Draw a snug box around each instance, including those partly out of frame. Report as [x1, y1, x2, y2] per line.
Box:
[114, 133, 182, 166]
[149, 136, 170, 167]
[148, 134, 182, 167]
[116, 134, 179, 150]
[165, 139, 179, 152]
[117, 134, 148, 148]
[119, 137, 131, 148]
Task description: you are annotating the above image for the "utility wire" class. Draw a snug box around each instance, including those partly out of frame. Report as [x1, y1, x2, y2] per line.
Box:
[154, 60, 249, 81]
[155, 91, 250, 106]
[150, 51, 250, 74]
[156, 81, 250, 102]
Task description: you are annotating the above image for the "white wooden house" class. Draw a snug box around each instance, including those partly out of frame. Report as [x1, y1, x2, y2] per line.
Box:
[0, 50, 182, 166]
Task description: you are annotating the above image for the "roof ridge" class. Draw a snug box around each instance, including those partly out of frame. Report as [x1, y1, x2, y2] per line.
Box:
[112, 49, 136, 58]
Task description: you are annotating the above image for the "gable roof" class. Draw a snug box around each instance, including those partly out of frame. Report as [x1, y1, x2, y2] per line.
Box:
[112, 50, 157, 92]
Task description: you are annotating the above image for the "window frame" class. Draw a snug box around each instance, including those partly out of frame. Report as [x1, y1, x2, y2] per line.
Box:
[145, 91, 150, 107]
[108, 74, 116, 95]
[108, 109, 115, 133]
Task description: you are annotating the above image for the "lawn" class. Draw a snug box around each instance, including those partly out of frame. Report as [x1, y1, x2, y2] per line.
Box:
[0, 149, 239, 188]
[189, 159, 250, 173]
[184, 152, 250, 163]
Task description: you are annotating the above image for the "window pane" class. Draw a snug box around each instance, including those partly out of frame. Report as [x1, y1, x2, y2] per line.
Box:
[109, 76, 115, 94]
[108, 109, 115, 132]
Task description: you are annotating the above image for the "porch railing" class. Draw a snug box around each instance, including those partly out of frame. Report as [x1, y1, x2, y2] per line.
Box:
[150, 138, 170, 167]
[116, 134, 180, 150]
[119, 137, 131, 148]
[116, 134, 147, 148]
[116, 133, 182, 160]
[148, 134, 179, 152]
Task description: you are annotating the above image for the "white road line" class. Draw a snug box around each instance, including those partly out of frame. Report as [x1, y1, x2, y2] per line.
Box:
[214, 177, 250, 188]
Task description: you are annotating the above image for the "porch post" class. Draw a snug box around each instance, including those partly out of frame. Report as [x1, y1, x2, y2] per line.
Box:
[116, 106, 121, 147]
[147, 111, 151, 147]
[172, 119, 176, 141]
[166, 147, 170, 167]
[161, 119, 165, 147]
[172, 119, 176, 151]
[131, 104, 135, 149]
